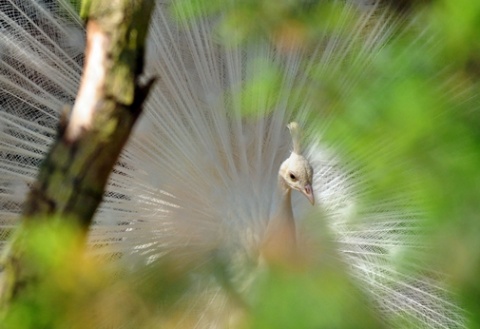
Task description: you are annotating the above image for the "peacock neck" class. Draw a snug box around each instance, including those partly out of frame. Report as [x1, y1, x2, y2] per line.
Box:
[275, 176, 295, 234]
[261, 175, 298, 263]
[270, 176, 297, 235]
[260, 167, 298, 263]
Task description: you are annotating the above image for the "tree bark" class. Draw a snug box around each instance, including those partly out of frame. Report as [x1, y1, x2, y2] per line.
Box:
[0, 0, 155, 308]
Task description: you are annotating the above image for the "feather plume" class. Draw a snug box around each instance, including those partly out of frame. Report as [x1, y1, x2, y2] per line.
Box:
[0, 0, 468, 328]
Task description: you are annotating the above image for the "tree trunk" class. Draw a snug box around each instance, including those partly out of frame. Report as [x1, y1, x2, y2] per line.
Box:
[0, 0, 155, 308]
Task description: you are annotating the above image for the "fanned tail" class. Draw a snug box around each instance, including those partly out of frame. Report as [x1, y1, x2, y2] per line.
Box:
[0, 1, 466, 328]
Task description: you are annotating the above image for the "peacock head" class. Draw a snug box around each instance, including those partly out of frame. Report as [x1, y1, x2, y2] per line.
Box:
[279, 152, 315, 205]
[278, 122, 315, 205]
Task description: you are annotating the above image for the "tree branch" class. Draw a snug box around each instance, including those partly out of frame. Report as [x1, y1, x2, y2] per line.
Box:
[0, 0, 155, 308]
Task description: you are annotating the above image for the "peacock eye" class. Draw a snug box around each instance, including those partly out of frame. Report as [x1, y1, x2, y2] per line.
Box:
[289, 173, 297, 181]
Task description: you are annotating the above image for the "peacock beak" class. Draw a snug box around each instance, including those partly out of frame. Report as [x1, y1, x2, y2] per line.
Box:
[303, 184, 315, 205]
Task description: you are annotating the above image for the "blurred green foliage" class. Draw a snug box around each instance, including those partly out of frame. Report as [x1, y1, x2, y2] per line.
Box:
[3, 217, 387, 329]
